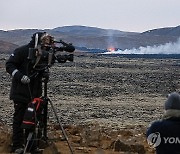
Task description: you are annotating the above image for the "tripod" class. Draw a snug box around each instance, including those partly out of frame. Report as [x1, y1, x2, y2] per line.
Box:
[23, 71, 74, 154]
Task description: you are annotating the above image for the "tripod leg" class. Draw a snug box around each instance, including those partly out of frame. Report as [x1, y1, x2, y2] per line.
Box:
[23, 132, 33, 154]
[43, 98, 48, 139]
[48, 99, 74, 154]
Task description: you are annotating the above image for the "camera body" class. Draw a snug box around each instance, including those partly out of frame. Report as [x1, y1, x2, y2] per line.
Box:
[28, 40, 75, 70]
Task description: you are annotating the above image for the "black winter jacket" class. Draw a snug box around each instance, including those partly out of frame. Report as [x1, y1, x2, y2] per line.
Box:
[147, 118, 180, 154]
[6, 44, 43, 103]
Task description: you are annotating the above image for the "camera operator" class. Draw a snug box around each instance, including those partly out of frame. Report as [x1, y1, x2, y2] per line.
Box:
[147, 92, 180, 154]
[6, 32, 74, 153]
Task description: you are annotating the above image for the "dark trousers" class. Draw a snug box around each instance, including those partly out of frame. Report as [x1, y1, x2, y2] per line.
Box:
[12, 101, 27, 150]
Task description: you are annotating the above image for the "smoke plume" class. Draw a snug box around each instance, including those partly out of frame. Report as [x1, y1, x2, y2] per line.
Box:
[104, 37, 180, 54]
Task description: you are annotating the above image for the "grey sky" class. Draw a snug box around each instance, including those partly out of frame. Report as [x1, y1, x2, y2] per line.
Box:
[1, 0, 180, 32]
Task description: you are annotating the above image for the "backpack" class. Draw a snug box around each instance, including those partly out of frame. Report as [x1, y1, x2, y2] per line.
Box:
[22, 97, 45, 129]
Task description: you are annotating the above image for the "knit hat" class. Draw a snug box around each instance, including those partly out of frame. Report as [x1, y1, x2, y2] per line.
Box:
[164, 92, 180, 110]
[29, 32, 47, 47]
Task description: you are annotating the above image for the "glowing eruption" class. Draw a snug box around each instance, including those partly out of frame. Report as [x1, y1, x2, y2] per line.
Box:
[107, 47, 115, 52]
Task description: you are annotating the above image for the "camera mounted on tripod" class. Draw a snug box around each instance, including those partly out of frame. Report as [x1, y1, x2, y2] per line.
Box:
[22, 32, 75, 153]
[28, 32, 75, 71]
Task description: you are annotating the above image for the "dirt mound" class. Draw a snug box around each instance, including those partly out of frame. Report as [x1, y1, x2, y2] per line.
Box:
[0, 121, 154, 154]
[0, 122, 11, 153]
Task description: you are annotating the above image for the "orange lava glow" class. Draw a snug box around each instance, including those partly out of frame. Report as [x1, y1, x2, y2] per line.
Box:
[107, 47, 115, 52]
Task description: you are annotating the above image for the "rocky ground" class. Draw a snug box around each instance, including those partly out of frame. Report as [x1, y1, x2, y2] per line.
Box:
[0, 53, 179, 153]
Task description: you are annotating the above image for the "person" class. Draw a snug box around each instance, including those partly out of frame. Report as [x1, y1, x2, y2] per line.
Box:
[147, 92, 180, 154]
[6, 32, 55, 153]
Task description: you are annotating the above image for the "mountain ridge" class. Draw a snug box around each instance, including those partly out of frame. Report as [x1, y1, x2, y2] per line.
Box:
[142, 25, 180, 36]
[0, 25, 179, 53]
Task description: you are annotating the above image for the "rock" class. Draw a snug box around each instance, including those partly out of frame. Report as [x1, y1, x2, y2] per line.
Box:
[111, 139, 145, 154]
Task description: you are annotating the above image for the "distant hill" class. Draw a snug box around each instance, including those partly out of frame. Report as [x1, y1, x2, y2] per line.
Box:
[0, 29, 45, 46]
[0, 25, 179, 53]
[142, 25, 180, 36]
[0, 40, 18, 54]
[53, 25, 137, 37]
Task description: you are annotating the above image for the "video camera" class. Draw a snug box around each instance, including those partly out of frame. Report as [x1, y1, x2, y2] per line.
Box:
[53, 40, 75, 63]
[28, 39, 75, 71]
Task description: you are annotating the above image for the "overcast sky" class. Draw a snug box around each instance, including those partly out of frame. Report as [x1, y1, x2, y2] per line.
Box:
[1, 0, 180, 32]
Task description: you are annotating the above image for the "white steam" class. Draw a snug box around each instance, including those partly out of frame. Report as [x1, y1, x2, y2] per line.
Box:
[104, 37, 180, 54]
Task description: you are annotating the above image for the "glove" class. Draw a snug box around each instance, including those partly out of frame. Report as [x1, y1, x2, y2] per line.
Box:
[21, 75, 30, 84]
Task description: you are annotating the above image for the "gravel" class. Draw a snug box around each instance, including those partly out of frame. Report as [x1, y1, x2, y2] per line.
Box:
[0, 53, 179, 128]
